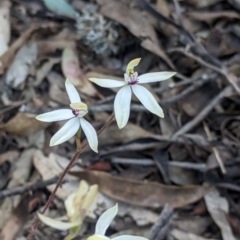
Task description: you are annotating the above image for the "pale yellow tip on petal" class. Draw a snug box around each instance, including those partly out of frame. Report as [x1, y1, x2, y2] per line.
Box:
[49, 141, 56, 147]
[159, 112, 164, 118]
[126, 58, 141, 74]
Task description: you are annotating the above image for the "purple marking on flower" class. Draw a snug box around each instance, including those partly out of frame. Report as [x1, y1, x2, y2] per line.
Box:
[128, 80, 139, 85]
[126, 72, 139, 85]
[72, 109, 79, 117]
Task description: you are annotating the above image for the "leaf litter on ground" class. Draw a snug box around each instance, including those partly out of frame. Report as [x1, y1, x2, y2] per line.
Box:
[0, 0, 240, 239]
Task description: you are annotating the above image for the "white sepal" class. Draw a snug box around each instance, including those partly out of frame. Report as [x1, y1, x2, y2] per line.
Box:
[87, 235, 110, 240]
[36, 109, 73, 122]
[112, 236, 148, 240]
[138, 72, 176, 84]
[114, 85, 132, 129]
[50, 118, 80, 146]
[95, 204, 118, 235]
[132, 85, 164, 118]
[89, 78, 126, 88]
[37, 213, 80, 230]
[65, 78, 81, 103]
[80, 118, 98, 153]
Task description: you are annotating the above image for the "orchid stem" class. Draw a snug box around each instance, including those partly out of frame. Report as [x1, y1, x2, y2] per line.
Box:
[27, 112, 115, 240]
[76, 129, 81, 151]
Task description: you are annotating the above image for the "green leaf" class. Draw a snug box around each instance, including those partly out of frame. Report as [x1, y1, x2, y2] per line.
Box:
[41, 0, 77, 18]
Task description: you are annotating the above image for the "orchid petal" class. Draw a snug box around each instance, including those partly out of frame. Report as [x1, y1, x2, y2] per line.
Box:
[65, 78, 81, 103]
[81, 184, 98, 214]
[95, 204, 118, 235]
[114, 85, 132, 129]
[50, 118, 80, 146]
[36, 109, 73, 122]
[87, 235, 110, 240]
[112, 236, 148, 240]
[37, 213, 80, 230]
[132, 85, 164, 118]
[89, 78, 126, 88]
[126, 58, 141, 74]
[138, 72, 176, 84]
[80, 118, 98, 153]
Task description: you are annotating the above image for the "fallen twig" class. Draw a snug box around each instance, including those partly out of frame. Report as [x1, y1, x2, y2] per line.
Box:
[172, 85, 233, 137]
[0, 176, 59, 199]
[168, 47, 240, 95]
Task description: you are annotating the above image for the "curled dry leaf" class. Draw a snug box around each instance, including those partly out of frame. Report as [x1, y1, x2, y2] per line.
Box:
[0, 1, 10, 56]
[204, 187, 236, 240]
[0, 112, 49, 136]
[70, 170, 210, 209]
[6, 43, 37, 89]
[61, 45, 98, 97]
[0, 24, 37, 75]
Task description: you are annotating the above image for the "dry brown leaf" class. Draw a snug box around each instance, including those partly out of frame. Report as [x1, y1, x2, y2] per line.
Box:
[0, 24, 37, 75]
[0, 151, 19, 165]
[33, 150, 78, 200]
[180, 0, 222, 8]
[204, 187, 236, 240]
[6, 43, 37, 89]
[0, 112, 49, 136]
[186, 11, 240, 22]
[0, 148, 34, 229]
[170, 229, 217, 240]
[0, 194, 39, 240]
[98, 122, 155, 145]
[61, 44, 98, 97]
[156, 0, 176, 38]
[169, 165, 200, 185]
[181, 82, 219, 117]
[47, 71, 70, 105]
[35, 57, 60, 86]
[71, 170, 210, 209]
[0, 1, 10, 56]
[96, 0, 175, 69]
[173, 216, 212, 235]
[118, 203, 159, 226]
[37, 40, 71, 56]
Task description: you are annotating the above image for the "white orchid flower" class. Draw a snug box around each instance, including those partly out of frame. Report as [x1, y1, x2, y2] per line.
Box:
[87, 204, 148, 240]
[89, 58, 176, 129]
[36, 79, 98, 152]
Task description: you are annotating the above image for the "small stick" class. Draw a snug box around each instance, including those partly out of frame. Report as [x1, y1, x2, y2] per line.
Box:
[162, 76, 212, 105]
[172, 85, 233, 137]
[0, 176, 59, 199]
[203, 122, 226, 174]
[168, 47, 240, 96]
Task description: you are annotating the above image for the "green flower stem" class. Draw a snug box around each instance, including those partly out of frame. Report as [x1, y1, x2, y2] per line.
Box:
[76, 128, 81, 151]
[27, 112, 115, 240]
